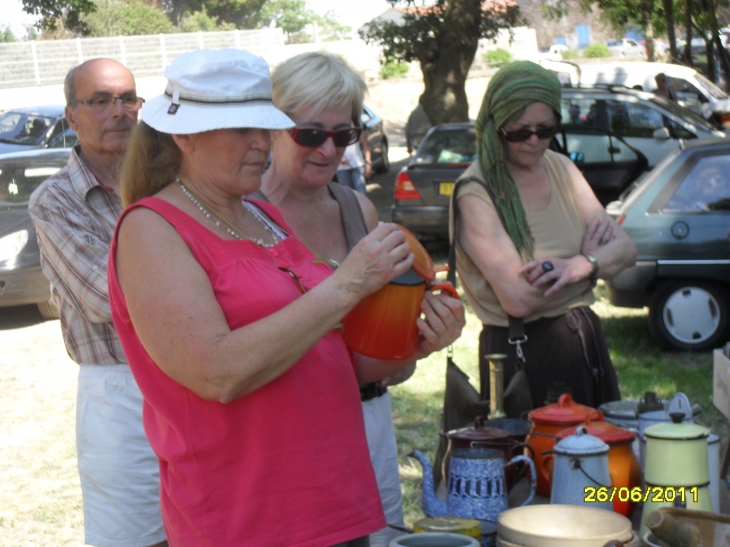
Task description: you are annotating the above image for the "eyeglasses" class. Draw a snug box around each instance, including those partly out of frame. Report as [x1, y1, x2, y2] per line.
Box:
[74, 96, 145, 113]
[500, 124, 561, 143]
[288, 126, 362, 148]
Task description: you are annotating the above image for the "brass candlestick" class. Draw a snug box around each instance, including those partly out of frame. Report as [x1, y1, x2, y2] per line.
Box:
[487, 353, 507, 420]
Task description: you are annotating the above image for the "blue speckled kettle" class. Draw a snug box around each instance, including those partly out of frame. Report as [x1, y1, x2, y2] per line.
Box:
[411, 448, 536, 525]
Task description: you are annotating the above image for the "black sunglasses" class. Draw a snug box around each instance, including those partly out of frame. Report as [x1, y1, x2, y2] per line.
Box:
[500, 124, 562, 143]
[288, 126, 362, 148]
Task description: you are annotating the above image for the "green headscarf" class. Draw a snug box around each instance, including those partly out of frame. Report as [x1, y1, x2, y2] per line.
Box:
[475, 61, 562, 259]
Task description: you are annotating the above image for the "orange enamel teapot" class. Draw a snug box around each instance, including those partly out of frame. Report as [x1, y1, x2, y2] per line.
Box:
[525, 393, 601, 496]
[342, 225, 458, 360]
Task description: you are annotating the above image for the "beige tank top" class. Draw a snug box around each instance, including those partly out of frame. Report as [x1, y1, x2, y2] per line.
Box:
[450, 149, 595, 327]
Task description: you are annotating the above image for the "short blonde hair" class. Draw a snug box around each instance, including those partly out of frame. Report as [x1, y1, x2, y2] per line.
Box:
[119, 121, 181, 207]
[271, 52, 367, 123]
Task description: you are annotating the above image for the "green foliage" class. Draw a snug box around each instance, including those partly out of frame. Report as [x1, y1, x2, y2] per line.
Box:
[380, 60, 410, 79]
[21, 0, 97, 34]
[0, 26, 19, 42]
[258, 0, 313, 35]
[313, 10, 351, 42]
[582, 42, 610, 58]
[83, 0, 173, 36]
[483, 48, 512, 67]
[179, 7, 235, 32]
[166, 0, 268, 29]
[561, 48, 579, 59]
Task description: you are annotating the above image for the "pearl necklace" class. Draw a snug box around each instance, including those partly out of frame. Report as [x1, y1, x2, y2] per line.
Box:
[178, 178, 280, 248]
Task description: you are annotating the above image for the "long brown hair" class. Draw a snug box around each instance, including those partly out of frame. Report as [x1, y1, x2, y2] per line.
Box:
[120, 121, 181, 207]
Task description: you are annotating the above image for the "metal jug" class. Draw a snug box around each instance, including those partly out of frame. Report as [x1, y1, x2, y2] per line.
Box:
[410, 448, 536, 526]
[548, 426, 613, 511]
[639, 413, 712, 538]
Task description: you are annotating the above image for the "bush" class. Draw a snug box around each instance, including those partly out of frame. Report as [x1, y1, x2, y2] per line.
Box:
[380, 60, 409, 79]
[484, 48, 512, 67]
[561, 49, 578, 59]
[582, 43, 610, 58]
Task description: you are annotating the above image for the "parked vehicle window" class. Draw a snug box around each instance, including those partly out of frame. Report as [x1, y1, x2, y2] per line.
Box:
[0, 113, 54, 146]
[0, 163, 62, 205]
[415, 129, 476, 164]
[664, 155, 730, 212]
[665, 118, 696, 139]
[607, 100, 664, 138]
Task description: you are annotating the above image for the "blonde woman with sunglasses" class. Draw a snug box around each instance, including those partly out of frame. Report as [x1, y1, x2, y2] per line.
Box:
[451, 61, 637, 411]
[256, 52, 465, 547]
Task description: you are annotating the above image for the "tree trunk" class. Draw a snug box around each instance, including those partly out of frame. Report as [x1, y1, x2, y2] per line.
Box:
[683, 0, 693, 66]
[661, 0, 678, 61]
[714, 34, 730, 92]
[645, 18, 655, 62]
[418, 0, 482, 124]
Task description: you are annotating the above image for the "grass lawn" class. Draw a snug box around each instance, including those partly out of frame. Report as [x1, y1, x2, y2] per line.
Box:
[390, 278, 726, 527]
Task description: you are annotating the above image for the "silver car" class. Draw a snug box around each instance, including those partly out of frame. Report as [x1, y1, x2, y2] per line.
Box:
[561, 87, 726, 168]
[0, 148, 70, 319]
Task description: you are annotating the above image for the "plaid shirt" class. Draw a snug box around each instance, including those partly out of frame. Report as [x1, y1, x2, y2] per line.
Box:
[29, 148, 126, 366]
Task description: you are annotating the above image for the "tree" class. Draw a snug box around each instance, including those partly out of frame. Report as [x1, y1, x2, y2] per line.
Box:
[21, 0, 97, 34]
[360, 0, 524, 124]
[0, 26, 19, 42]
[164, 0, 269, 28]
[314, 10, 352, 42]
[179, 7, 236, 32]
[84, 0, 173, 36]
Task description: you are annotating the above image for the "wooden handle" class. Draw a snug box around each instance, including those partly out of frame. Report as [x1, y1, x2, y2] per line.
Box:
[646, 510, 703, 547]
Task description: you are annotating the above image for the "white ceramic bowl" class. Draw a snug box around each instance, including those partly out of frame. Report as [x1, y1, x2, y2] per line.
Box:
[497, 505, 633, 547]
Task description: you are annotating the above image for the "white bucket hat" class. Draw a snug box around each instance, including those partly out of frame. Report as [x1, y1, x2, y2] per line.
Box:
[142, 49, 294, 134]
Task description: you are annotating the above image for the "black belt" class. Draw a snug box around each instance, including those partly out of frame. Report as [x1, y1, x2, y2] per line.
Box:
[360, 383, 387, 402]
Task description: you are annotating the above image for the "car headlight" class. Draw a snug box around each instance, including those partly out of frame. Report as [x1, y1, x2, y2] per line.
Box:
[0, 230, 29, 263]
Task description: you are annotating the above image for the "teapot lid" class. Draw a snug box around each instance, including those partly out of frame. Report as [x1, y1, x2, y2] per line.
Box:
[398, 224, 435, 282]
[645, 420, 710, 440]
[529, 393, 600, 425]
[556, 414, 635, 444]
[554, 426, 609, 455]
[447, 416, 511, 442]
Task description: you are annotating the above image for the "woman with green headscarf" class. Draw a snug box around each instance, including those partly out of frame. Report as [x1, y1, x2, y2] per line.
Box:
[450, 61, 636, 409]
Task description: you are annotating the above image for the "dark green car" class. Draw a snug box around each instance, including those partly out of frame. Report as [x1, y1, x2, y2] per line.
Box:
[606, 138, 730, 350]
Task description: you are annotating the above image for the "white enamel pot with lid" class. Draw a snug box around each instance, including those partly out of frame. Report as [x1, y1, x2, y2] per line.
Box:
[549, 426, 613, 511]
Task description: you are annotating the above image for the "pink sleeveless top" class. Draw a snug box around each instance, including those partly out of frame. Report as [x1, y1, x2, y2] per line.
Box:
[108, 197, 384, 547]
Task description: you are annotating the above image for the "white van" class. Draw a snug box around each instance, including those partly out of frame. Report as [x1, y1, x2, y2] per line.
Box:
[542, 61, 730, 127]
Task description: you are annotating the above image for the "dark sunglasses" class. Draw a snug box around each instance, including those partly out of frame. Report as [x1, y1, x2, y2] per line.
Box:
[288, 126, 362, 148]
[500, 124, 562, 143]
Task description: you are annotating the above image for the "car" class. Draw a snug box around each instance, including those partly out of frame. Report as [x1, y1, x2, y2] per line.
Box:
[560, 86, 727, 167]
[606, 38, 645, 58]
[362, 104, 390, 174]
[391, 122, 647, 238]
[548, 61, 730, 127]
[0, 148, 71, 319]
[0, 106, 78, 154]
[605, 138, 730, 351]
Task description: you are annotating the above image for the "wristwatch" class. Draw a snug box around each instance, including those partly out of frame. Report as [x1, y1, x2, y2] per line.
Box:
[581, 252, 599, 287]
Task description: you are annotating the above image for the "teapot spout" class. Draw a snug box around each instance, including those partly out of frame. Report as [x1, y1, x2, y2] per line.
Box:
[409, 449, 447, 517]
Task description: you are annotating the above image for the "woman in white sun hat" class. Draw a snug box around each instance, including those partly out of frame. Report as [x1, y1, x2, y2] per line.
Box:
[109, 48, 414, 547]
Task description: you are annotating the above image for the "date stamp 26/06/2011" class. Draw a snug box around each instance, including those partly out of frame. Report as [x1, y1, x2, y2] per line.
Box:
[584, 486, 700, 504]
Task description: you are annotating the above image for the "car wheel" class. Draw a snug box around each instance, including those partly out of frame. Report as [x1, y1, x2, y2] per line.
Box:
[374, 139, 390, 174]
[37, 298, 60, 320]
[648, 281, 729, 351]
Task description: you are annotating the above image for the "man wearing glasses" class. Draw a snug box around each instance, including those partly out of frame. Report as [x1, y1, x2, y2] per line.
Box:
[29, 59, 167, 547]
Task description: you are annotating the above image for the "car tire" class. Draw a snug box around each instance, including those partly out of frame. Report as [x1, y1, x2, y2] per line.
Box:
[37, 298, 60, 320]
[648, 281, 730, 351]
[374, 139, 390, 174]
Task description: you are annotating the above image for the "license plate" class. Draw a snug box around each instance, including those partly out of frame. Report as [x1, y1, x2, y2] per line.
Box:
[439, 182, 455, 196]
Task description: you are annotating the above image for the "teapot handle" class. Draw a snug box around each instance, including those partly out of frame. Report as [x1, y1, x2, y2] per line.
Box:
[504, 455, 536, 507]
[667, 392, 692, 420]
